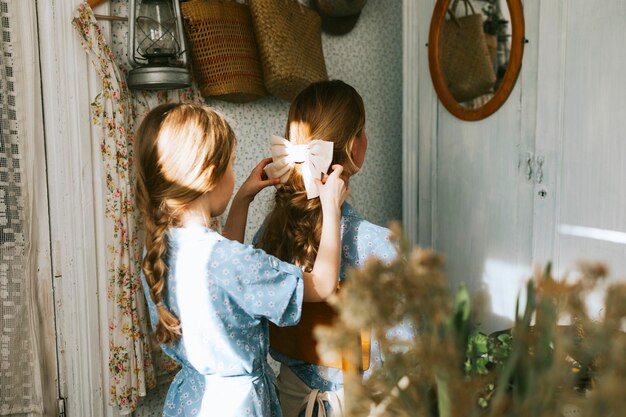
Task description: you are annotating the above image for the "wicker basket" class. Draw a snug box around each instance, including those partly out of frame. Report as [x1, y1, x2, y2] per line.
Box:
[441, 1, 496, 102]
[250, 0, 328, 101]
[181, 0, 266, 102]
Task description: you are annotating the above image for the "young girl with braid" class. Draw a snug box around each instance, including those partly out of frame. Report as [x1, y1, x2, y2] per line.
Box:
[134, 102, 348, 417]
[255, 80, 412, 417]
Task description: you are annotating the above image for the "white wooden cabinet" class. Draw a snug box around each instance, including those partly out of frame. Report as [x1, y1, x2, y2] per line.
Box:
[406, 0, 626, 332]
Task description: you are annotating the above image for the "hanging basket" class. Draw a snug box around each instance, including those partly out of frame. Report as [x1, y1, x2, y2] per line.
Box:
[250, 0, 328, 102]
[440, 0, 496, 102]
[181, 0, 266, 102]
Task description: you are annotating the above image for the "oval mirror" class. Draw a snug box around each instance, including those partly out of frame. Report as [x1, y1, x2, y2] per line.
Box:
[428, 0, 525, 121]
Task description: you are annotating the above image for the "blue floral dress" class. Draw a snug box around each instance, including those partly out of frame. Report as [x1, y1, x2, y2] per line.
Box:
[141, 226, 304, 417]
[255, 203, 413, 416]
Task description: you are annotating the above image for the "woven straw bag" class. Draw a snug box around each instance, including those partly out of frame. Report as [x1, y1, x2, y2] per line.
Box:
[249, 0, 328, 101]
[181, 0, 266, 102]
[441, 0, 496, 102]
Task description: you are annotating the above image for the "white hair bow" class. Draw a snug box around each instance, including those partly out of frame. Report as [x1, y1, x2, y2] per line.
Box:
[264, 135, 334, 199]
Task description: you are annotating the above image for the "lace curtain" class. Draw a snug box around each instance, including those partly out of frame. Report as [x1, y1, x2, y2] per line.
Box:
[73, 2, 210, 413]
[0, 0, 44, 415]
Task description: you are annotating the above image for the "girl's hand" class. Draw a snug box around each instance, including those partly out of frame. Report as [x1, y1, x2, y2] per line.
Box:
[236, 157, 281, 204]
[305, 164, 347, 301]
[316, 164, 349, 212]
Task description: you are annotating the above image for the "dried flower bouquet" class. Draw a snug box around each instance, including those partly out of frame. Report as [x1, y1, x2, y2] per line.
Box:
[315, 223, 626, 417]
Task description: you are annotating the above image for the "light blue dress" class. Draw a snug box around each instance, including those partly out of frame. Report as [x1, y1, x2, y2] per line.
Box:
[141, 226, 304, 417]
[255, 203, 413, 416]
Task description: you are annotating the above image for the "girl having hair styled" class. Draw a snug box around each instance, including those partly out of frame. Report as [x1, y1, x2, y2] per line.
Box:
[256, 80, 413, 417]
[257, 80, 364, 269]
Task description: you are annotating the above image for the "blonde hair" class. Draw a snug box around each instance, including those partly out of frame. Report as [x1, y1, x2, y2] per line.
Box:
[257, 80, 365, 269]
[134, 103, 236, 344]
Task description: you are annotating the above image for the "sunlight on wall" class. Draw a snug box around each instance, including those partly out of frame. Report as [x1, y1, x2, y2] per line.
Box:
[558, 224, 626, 245]
[480, 258, 531, 332]
[557, 223, 626, 320]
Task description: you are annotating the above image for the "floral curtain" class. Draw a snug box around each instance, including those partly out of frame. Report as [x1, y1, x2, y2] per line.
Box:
[72, 3, 211, 413]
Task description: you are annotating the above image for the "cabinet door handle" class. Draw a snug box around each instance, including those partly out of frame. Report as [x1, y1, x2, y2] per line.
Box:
[525, 153, 533, 181]
[535, 156, 544, 184]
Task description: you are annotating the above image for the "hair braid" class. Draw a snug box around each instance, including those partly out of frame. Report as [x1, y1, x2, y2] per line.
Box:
[142, 205, 181, 344]
[135, 166, 182, 344]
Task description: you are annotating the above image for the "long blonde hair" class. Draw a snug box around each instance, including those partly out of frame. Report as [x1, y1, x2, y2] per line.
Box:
[256, 80, 365, 269]
[134, 103, 236, 344]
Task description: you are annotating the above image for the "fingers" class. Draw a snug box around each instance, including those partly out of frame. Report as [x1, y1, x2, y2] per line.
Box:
[239, 158, 280, 200]
[250, 157, 279, 184]
[254, 157, 274, 176]
[315, 177, 337, 191]
[327, 164, 344, 178]
[263, 177, 281, 186]
[319, 164, 344, 184]
[257, 157, 274, 170]
[317, 165, 348, 204]
[323, 165, 346, 188]
[256, 174, 280, 189]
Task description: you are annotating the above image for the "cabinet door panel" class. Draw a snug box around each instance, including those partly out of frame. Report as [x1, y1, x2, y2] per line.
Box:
[537, 0, 626, 317]
[435, 98, 533, 332]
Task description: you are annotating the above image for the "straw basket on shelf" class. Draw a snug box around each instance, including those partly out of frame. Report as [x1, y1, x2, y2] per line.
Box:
[250, 0, 328, 102]
[181, 0, 266, 102]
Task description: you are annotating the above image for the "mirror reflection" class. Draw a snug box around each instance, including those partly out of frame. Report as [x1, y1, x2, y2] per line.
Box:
[440, 0, 511, 109]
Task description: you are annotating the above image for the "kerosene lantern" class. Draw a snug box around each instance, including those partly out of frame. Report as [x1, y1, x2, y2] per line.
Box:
[127, 0, 191, 90]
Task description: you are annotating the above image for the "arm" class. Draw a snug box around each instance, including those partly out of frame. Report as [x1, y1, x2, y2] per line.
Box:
[302, 165, 349, 302]
[222, 157, 280, 243]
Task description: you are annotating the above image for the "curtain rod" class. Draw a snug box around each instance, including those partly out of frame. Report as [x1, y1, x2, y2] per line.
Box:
[86, 0, 127, 22]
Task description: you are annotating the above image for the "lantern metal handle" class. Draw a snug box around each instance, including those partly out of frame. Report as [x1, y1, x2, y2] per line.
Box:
[173, 0, 187, 66]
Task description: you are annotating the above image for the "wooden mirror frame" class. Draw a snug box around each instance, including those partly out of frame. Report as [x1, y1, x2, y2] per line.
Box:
[428, 0, 525, 121]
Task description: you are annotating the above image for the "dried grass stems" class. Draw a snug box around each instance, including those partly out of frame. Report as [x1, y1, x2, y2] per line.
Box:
[314, 222, 626, 417]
